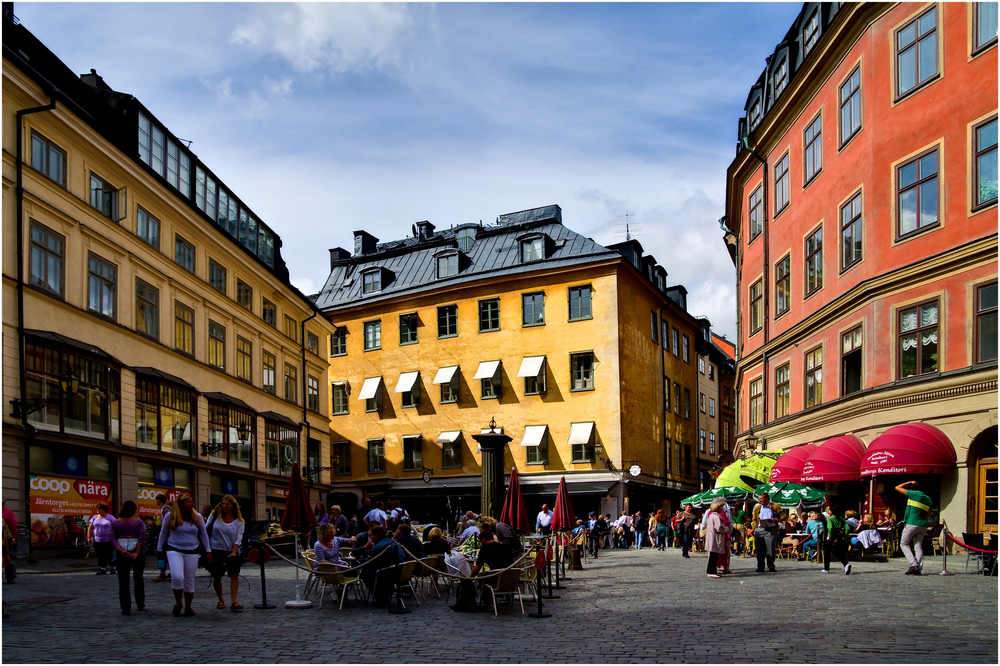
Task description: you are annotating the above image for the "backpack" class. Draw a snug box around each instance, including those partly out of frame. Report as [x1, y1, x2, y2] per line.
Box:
[451, 579, 479, 612]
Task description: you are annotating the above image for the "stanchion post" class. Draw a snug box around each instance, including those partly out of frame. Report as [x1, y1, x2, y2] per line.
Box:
[940, 524, 953, 576]
[388, 575, 411, 614]
[253, 543, 276, 610]
[545, 535, 559, 599]
[553, 534, 565, 590]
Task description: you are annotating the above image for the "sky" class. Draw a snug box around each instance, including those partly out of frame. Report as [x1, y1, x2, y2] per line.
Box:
[12, 1, 804, 340]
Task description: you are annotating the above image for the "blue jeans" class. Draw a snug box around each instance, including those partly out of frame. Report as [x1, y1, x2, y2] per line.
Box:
[681, 532, 692, 556]
[656, 528, 667, 549]
[634, 531, 644, 548]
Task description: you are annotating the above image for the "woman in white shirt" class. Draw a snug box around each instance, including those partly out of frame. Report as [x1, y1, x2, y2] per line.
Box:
[157, 493, 211, 616]
[206, 495, 246, 611]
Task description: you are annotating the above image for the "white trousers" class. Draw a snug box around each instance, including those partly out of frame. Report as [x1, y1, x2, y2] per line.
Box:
[166, 551, 200, 592]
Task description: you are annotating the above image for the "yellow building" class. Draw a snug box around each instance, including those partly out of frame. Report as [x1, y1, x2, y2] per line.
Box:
[316, 207, 702, 523]
[2, 14, 332, 550]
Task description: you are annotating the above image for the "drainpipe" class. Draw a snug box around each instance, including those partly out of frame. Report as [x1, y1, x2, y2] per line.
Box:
[659, 307, 669, 483]
[300, 309, 319, 490]
[741, 136, 769, 433]
[15, 98, 57, 554]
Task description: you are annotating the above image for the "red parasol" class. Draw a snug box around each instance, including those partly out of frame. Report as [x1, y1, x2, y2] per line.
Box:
[551, 476, 575, 532]
[281, 463, 318, 533]
[500, 467, 530, 533]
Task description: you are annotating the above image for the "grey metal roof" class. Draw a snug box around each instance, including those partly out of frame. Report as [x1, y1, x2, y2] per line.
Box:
[315, 207, 621, 311]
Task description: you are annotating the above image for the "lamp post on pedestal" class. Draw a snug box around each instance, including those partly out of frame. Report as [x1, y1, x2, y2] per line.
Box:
[471, 417, 511, 520]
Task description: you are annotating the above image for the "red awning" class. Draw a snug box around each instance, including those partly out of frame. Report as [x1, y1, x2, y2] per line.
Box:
[769, 444, 818, 482]
[860, 423, 957, 476]
[800, 435, 866, 482]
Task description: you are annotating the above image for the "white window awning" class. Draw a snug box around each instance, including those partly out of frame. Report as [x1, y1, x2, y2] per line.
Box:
[436, 431, 461, 444]
[358, 376, 383, 401]
[433, 366, 459, 385]
[567, 422, 595, 446]
[517, 355, 547, 378]
[394, 371, 420, 393]
[474, 360, 501, 380]
[519, 425, 548, 447]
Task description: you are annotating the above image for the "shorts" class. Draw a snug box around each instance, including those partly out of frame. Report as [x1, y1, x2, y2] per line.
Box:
[207, 549, 243, 578]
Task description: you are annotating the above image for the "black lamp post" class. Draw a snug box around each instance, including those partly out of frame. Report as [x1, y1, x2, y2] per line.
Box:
[471, 417, 511, 520]
[201, 421, 251, 456]
[740, 429, 762, 459]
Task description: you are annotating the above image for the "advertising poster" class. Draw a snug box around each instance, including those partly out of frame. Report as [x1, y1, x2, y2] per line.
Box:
[137, 486, 184, 521]
[28, 474, 113, 547]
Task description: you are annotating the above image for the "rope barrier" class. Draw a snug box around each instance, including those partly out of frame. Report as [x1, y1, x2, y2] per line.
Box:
[945, 533, 998, 554]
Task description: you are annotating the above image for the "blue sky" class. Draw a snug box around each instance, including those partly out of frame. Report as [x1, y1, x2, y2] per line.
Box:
[13, 1, 803, 339]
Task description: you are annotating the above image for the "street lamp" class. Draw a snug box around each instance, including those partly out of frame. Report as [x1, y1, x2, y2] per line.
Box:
[10, 368, 79, 418]
[739, 429, 764, 459]
[201, 420, 252, 456]
[303, 454, 340, 481]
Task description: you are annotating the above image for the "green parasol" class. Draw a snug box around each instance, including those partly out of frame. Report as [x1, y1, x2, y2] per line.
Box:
[714, 450, 783, 491]
[754, 481, 826, 509]
[680, 486, 751, 508]
[680, 490, 708, 507]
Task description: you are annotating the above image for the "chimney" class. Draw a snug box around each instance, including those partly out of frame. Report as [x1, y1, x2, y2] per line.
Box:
[353, 230, 378, 256]
[328, 247, 350, 270]
[416, 221, 435, 240]
[80, 68, 111, 91]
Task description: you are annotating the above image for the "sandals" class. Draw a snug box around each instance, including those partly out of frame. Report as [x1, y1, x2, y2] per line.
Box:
[230, 602, 243, 611]
[217, 601, 227, 609]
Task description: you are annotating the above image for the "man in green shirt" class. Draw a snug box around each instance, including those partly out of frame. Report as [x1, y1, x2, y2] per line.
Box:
[895, 480, 933, 575]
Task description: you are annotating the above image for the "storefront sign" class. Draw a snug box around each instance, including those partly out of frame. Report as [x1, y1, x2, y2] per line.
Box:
[267, 486, 288, 499]
[28, 474, 112, 547]
[137, 485, 184, 520]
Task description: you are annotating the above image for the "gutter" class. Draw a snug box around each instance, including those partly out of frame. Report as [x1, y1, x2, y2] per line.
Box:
[741, 136, 769, 432]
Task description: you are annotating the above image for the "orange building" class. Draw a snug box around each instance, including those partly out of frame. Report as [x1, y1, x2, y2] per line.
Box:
[724, 3, 997, 533]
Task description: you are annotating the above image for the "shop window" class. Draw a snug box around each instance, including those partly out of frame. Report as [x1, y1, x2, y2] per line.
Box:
[976, 282, 998, 363]
[207, 402, 254, 468]
[135, 379, 195, 456]
[265, 421, 299, 477]
[29, 222, 64, 297]
[899, 300, 939, 378]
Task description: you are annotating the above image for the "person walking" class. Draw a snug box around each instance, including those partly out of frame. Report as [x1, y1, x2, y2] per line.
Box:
[157, 493, 211, 616]
[654, 510, 669, 551]
[206, 495, 246, 611]
[110, 501, 146, 615]
[895, 480, 933, 575]
[679, 504, 698, 558]
[704, 498, 732, 578]
[2, 498, 17, 583]
[751, 492, 782, 572]
[822, 505, 851, 575]
[151, 494, 171, 582]
[535, 504, 554, 535]
[87, 502, 116, 575]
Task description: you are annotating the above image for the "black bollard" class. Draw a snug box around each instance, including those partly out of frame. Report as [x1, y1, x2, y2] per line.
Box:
[553, 535, 566, 590]
[528, 570, 550, 618]
[545, 537, 560, 599]
[253, 543, 275, 610]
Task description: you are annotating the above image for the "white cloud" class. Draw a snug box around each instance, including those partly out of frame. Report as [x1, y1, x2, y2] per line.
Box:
[290, 276, 318, 297]
[200, 75, 294, 121]
[230, 3, 417, 75]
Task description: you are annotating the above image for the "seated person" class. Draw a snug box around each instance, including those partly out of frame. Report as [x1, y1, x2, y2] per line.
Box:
[360, 525, 405, 606]
[393, 523, 426, 561]
[876, 508, 894, 529]
[313, 524, 355, 569]
[844, 510, 860, 531]
[781, 516, 802, 548]
[797, 511, 825, 560]
[422, 527, 452, 578]
[458, 519, 480, 544]
[572, 519, 587, 537]
[859, 513, 875, 531]
[349, 530, 370, 559]
[469, 528, 514, 607]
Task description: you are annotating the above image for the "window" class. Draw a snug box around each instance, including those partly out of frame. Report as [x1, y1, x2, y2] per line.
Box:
[650, 312, 659, 343]
[89, 173, 122, 221]
[364, 320, 382, 350]
[775, 363, 790, 418]
[749, 279, 763, 334]
[520, 237, 545, 263]
[699, 358, 705, 374]
[436, 253, 458, 279]
[661, 321, 669, 350]
[262, 351, 276, 394]
[805, 347, 823, 407]
[236, 337, 252, 382]
[208, 321, 226, 370]
[672, 328, 680, 356]
[284, 315, 297, 342]
[804, 113, 822, 184]
[403, 436, 423, 471]
[977, 283, 998, 363]
[774, 153, 790, 213]
[664, 377, 671, 411]
[28, 222, 64, 296]
[208, 259, 226, 294]
[723, 421, 730, 452]
[173, 302, 193, 355]
[333, 441, 351, 475]
[748, 98, 762, 130]
[136, 279, 159, 340]
[974, 2, 999, 53]
[524, 359, 547, 396]
[525, 431, 548, 465]
[284, 363, 297, 403]
[24, 342, 120, 440]
[682, 336, 690, 363]
[803, 10, 820, 55]
[805, 227, 823, 295]
[236, 280, 253, 311]
[974, 117, 998, 209]
[709, 365, 715, 381]
[841, 191, 863, 269]
[700, 429, 706, 453]
[307, 376, 320, 412]
[568, 285, 592, 320]
[748, 185, 763, 241]
[773, 57, 788, 96]
[700, 393, 706, 413]
[673, 381, 681, 415]
[898, 148, 940, 237]
[87, 254, 116, 319]
[365, 379, 384, 412]
[683, 388, 691, 420]
[136, 207, 159, 249]
[362, 270, 381, 294]
[571, 352, 594, 391]
[332, 383, 349, 415]
[442, 434, 462, 468]
[479, 299, 500, 332]
[400, 375, 420, 409]
[135, 380, 195, 455]
[899, 300, 939, 378]
[30, 131, 66, 185]
[330, 328, 347, 356]
[265, 421, 299, 477]
[775, 255, 791, 316]
[206, 403, 253, 468]
[262, 299, 276, 328]
[839, 66, 862, 145]
[399, 313, 418, 345]
[480, 363, 502, 400]
[456, 227, 477, 252]
[138, 112, 191, 197]
[749, 378, 763, 428]
[307, 331, 319, 355]
[842, 326, 863, 396]
[174, 235, 195, 273]
[367, 439, 386, 474]
[895, 6, 938, 97]
[433, 305, 456, 338]
[522, 293, 545, 326]
[709, 433, 717, 455]
[709, 397, 716, 417]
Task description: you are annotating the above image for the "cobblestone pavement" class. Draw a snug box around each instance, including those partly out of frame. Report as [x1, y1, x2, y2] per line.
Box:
[1, 546, 996, 664]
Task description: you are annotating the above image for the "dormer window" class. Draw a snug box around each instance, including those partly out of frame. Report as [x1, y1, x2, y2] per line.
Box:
[436, 251, 459, 279]
[456, 227, 477, 252]
[520, 235, 547, 263]
[773, 57, 788, 97]
[803, 11, 820, 55]
[361, 269, 382, 294]
[749, 98, 763, 130]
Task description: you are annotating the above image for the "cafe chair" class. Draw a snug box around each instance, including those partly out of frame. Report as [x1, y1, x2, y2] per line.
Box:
[300, 550, 317, 599]
[961, 533, 985, 573]
[414, 554, 443, 598]
[315, 562, 363, 610]
[484, 568, 524, 616]
[518, 564, 539, 601]
[384, 560, 420, 607]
